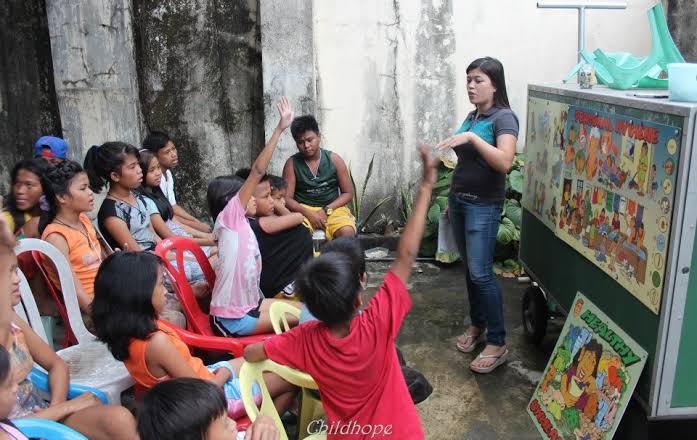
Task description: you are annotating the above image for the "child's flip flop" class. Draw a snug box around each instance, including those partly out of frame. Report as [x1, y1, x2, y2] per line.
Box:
[470, 349, 509, 374]
[455, 331, 486, 353]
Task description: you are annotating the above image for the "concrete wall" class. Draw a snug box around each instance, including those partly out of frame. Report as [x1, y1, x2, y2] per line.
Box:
[260, 0, 316, 173]
[667, 0, 697, 62]
[262, 0, 660, 223]
[46, 0, 144, 157]
[0, 0, 62, 197]
[133, 0, 264, 217]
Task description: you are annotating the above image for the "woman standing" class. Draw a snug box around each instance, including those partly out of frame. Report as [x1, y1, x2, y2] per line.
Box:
[436, 57, 519, 374]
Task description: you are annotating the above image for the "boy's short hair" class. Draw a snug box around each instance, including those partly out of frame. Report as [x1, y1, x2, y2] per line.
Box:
[234, 167, 269, 183]
[137, 378, 227, 440]
[321, 237, 365, 277]
[291, 115, 320, 141]
[207, 175, 244, 221]
[297, 252, 361, 326]
[142, 131, 171, 153]
[268, 175, 287, 192]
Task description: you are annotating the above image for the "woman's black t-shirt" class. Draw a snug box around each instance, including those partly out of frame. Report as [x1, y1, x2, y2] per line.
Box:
[450, 106, 519, 202]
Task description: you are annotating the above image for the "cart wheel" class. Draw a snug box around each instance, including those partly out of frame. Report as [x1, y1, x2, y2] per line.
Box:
[522, 286, 548, 345]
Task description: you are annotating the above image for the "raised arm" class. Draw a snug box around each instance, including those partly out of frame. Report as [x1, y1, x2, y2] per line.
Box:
[390, 145, 437, 284]
[238, 97, 294, 207]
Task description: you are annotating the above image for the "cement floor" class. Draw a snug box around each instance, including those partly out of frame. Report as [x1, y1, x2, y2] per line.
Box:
[364, 260, 695, 440]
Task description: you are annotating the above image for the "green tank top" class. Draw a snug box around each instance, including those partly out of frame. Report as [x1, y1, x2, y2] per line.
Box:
[291, 149, 339, 207]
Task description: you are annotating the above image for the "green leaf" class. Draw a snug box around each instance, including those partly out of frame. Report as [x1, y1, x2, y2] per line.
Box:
[360, 155, 376, 214]
[505, 199, 522, 229]
[434, 196, 448, 211]
[359, 196, 393, 232]
[508, 169, 524, 194]
[497, 217, 517, 245]
[349, 162, 359, 219]
[427, 203, 441, 224]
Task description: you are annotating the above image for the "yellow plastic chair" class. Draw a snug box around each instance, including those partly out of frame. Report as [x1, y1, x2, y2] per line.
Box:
[269, 301, 324, 438]
[240, 359, 326, 440]
[269, 301, 302, 334]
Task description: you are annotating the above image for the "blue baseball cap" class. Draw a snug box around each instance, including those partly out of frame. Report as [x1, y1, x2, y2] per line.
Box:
[34, 136, 68, 159]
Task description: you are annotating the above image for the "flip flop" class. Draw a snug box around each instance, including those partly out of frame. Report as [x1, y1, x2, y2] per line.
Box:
[470, 349, 509, 374]
[455, 330, 486, 353]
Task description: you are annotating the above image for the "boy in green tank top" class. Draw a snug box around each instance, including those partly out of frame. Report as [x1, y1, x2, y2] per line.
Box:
[282, 115, 356, 240]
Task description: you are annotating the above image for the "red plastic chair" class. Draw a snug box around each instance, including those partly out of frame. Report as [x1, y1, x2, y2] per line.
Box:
[29, 251, 78, 348]
[155, 237, 269, 358]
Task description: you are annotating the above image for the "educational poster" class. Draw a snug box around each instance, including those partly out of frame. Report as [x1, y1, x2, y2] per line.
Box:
[528, 293, 647, 440]
[523, 97, 570, 230]
[555, 106, 681, 314]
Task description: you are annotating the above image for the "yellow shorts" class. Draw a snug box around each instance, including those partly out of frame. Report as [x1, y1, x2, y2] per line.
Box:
[301, 205, 356, 240]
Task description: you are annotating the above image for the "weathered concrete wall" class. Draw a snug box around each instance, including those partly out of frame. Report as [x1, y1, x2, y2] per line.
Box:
[133, 0, 264, 217]
[0, 0, 61, 197]
[260, 0, 315, 175]
[262, 0, 659, 224]
[667, 0, 697, 62]
[46, 0, 144, 156]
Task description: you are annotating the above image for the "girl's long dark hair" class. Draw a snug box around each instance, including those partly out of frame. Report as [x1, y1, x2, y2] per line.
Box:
[91, 251, 160, 361]
[467, 57, 510, 109]
[83, 142, 140, 193]
[137, 149, 174, 221]
[3, 159, 49, 233]
[38, 160, 85, 235]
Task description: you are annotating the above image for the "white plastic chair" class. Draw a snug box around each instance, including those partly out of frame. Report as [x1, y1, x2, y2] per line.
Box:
[14, 269, 49, 345]
[15, 238, 134, 404]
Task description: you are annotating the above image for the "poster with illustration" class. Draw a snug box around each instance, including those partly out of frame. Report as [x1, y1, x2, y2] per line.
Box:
[554, 106, 681, 313]
[528, 293, 647, 440]
[523, 97, 570, 230]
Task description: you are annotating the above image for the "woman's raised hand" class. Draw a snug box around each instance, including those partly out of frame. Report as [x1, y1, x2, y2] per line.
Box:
[436, 131, 472, 151]
[276, 96, 294, 131]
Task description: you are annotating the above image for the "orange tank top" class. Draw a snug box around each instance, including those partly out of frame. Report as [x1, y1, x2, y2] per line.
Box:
[125, 321, 214, 388]
[41, 214, 102, 298]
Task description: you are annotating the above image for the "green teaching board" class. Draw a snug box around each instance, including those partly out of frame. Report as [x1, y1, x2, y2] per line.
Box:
[520, 84, 697, 418]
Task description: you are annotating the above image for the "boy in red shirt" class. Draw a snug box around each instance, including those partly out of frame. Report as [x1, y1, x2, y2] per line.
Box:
[244, 145, 436, 439]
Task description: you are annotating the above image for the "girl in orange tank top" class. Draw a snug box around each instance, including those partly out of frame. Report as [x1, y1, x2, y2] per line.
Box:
[90, 251, 296, 419]
[38, 161, 104, 313]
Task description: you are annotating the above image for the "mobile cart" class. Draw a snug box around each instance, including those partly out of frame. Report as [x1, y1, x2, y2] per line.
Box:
[519, 83, 697, 418]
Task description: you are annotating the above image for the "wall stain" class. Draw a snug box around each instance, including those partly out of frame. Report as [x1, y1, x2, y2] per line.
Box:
[0, 0, 62, 195]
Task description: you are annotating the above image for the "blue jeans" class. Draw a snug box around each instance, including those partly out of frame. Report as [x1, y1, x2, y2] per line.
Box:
[448, 194, 506, 346]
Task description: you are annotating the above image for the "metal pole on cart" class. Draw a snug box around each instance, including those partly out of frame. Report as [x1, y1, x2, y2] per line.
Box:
[536, 2, 627, 63]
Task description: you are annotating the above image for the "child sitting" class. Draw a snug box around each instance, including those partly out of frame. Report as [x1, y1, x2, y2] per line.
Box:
[0, 219, 138, 439]
[269, 175, 288, 209]
[39, 160, 105, 313]
[0, 345, 29, 440]
[282, 115, 356, 240]
[84, 142, 207, 297]
[91, 251, 295, 419]
[206, 97, 301, 336]
[137, 149, 216, 254]
[137, 378, 279, 440]
[234, 170, 312, 299]
[142, 131, 212, 234]
[244, 145, 436, 439]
